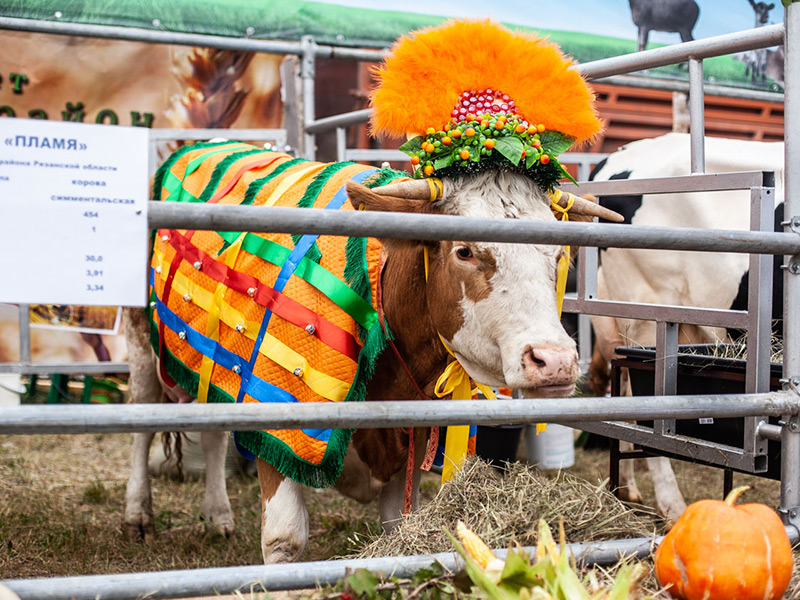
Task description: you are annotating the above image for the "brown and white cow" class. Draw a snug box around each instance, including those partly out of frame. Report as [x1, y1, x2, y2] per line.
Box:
[122, 168, 619, 563]
[588, 132, 785, 523]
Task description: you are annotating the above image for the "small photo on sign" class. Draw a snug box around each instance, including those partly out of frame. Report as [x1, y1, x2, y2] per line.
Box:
[29, 304, 121, 335]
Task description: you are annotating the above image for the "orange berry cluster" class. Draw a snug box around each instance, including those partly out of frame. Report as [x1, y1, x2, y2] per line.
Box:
[407, 112, 551, 175]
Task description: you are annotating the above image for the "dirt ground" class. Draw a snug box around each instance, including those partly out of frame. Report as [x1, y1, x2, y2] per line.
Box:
[0, 429, 785, 584]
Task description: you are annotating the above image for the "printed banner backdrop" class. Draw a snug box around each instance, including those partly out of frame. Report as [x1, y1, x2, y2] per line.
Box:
[0, 0, 786, 91]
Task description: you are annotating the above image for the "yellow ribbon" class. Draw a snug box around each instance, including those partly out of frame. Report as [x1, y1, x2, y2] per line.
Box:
[423, 246, 499, 484]
[548, 189, 573, 318]
[198, 233, 246, 403]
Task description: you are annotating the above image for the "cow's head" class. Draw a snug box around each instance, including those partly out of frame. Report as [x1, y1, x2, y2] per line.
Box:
[348, 172, 619, 397]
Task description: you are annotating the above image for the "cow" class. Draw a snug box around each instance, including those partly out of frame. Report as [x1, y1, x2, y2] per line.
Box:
[587, 132, 785, 523]
[629, 0, 700, 52]
[121, 141, 621, 563]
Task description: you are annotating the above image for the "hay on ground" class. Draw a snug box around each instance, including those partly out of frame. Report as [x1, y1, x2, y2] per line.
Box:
[356, 458, 660, 558]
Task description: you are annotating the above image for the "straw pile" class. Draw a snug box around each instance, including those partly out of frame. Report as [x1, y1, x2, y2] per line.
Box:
[355, 458, 660, 559]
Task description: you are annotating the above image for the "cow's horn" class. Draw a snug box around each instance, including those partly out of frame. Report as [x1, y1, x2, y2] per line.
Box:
[371, 178, 445, 202]
[549, 190, 625, 223]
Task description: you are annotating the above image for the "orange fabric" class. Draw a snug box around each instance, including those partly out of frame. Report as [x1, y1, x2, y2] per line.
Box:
[370, 20, 602, 144]
[151, 143, 393, 469]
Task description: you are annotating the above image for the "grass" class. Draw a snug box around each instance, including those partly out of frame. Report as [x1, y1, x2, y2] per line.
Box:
[0, 432, 381, 578]
[0, 428, 787, 582]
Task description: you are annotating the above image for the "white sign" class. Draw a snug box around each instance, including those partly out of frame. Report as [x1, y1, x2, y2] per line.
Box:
[0, 119, 149, 306]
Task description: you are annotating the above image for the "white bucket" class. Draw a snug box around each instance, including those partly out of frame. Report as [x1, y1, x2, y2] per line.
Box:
[0, 374, 23, 406]
[525, 423, 575, 470]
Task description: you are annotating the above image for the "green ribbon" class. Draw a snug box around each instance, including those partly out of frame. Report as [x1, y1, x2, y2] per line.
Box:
[216, 230, 378, 330]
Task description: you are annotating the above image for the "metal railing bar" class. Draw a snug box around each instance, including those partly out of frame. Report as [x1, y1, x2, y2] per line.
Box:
[0, 362, 129, 375]
[578, 24, 784, 80]
[0, 16, 388, 60]
[560, 170, 771, 195]
[595, 74, 784, 103]
[147, 202, 800, 255]
[345, 149, 406, 161]
[304, 108, 373, 134]
[2, 536, 663, 600]
[0, 393, 796, 435]
[575, 421, 761, 472]
[149, 129, 288, 143]
[562, 298, 748, 329]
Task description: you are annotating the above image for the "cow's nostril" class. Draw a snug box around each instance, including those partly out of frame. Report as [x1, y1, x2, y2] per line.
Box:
[528, 349, 546, 368]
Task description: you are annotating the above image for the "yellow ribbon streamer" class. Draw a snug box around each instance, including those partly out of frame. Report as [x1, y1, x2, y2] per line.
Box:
[199, 233, 245, 403]
[548, 189, 573, 318]
[423, 246, 499, 484]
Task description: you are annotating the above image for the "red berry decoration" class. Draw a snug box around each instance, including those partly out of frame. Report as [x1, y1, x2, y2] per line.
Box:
[540, 154, 550, 164]
[410, 155, 420, 165]
[423, 164, 435, 176]
[460, 149, 470, 160]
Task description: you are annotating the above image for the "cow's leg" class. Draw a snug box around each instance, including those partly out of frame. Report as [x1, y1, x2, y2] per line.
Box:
[256, 459, 308, 563]
[647, 456, 687, 525]
[124, 431, 157, 541]
[200, 431, 235, 536]
[616, 441, 644, 504]
[378, 428, 427, 533]
[637, 27, 649, 52]
[122, 307, 162, 541]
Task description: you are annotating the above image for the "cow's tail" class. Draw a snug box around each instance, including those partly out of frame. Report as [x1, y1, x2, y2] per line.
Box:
[160, 430, 185, 480]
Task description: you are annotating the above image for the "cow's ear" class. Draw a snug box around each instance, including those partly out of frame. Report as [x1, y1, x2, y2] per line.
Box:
[346, 181, 431, 214]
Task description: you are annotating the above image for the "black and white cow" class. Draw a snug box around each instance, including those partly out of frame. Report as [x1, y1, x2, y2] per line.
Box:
[629, 0, 700, 52]
[587, 132, 785, 522]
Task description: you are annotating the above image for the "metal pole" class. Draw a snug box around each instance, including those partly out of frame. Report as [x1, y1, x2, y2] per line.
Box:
[336, 127, 347, 162]
[579, 24, 784, 79]
[2, 536, 661, 600]
[654, 321, 679, 437]
[0, 16, 388, 61]
[688, 58, 705, 174]
[146, 201, 800, 255]
[17, 304, 30, 368]
[0, 393, 796, 435]
[781, 1, 800, 534]
[300, 35, 317, 161]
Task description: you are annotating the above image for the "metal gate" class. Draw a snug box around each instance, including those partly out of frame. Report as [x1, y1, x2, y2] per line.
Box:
[1, 10, 800, 600]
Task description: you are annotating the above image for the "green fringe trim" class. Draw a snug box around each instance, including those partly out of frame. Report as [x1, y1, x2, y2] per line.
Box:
[343, 168, 406, 341]
[242, 157, 306, 206]
[363, 167, 409, 190]
[198, 148, 263, 203]
[291, 161, 354, 264]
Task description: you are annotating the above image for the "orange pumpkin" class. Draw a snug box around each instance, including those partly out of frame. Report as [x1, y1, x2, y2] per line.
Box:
[655, 486, 793, 600]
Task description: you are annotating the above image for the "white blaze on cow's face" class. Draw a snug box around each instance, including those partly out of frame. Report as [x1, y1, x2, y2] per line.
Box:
[425, 171, 579, 397]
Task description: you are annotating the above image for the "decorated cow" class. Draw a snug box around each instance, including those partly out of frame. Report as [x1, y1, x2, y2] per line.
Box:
[123, 20, 621, 563]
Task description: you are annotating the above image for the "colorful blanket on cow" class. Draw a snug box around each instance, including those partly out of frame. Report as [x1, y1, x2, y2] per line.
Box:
[148, 141, 408, 488]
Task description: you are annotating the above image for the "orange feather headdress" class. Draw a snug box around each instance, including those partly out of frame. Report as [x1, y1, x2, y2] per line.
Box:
[371, 20, 601, 142]
[370, 20, 603, 188]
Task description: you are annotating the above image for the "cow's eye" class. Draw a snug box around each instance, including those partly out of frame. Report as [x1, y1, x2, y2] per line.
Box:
[456, 246, 473, 260]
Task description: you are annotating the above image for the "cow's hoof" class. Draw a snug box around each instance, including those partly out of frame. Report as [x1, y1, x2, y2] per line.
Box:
[122, 520, 156, 543]
[616, 487, 644, 504]
[200, 514, 235, 538]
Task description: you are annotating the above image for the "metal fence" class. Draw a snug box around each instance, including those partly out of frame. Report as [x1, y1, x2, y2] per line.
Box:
[1, 10, 799, 600]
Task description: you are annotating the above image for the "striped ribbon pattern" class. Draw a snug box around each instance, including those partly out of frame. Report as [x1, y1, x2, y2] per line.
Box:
[149, 142, 401, 487]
